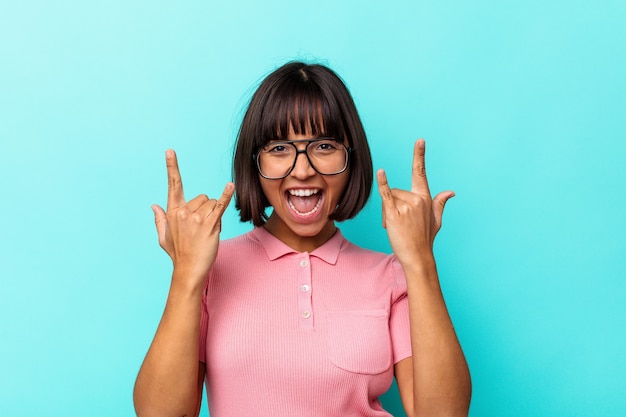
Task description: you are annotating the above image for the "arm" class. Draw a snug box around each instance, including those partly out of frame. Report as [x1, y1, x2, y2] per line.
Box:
[377, 140, 471, 417]
[133, 150, 234, 417]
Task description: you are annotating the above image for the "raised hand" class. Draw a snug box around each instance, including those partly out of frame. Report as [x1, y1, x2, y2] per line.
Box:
[152, 149, 234, 282]
[376, 139, 454, 266]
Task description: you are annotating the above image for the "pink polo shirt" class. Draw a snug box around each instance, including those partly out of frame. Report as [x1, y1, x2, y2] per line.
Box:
[199, 227, 412, 417]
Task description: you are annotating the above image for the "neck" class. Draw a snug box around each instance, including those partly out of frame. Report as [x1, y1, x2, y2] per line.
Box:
[263, 214, 337, 252]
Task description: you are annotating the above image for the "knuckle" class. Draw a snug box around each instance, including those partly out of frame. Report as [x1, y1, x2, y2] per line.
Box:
[410, 195, 423, 206]
[413, 159, 426, 173]
[168, 176, 180, 188]
[213, 202, 226, 214]
[397, 202, 409, 214]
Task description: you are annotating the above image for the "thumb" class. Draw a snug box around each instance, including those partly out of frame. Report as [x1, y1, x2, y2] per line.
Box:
[432, 191, 455, 229]
[152, 204, 168, 248]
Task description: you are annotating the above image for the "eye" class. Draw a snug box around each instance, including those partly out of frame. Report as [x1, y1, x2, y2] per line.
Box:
[264, 143, 290, 154]
[314, 140, 341, 152]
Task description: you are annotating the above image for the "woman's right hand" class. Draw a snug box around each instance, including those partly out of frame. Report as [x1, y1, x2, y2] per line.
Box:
[152, 149, 234, 285]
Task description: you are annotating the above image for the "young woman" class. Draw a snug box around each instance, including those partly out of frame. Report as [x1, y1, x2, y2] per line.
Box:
[133, 62, 471, 417]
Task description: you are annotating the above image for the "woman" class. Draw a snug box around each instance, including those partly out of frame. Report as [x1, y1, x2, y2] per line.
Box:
[133, 62, 471, 417]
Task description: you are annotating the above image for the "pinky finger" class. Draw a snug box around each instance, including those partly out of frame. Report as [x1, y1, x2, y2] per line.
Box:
[152, 204, 168, 247]
[376, 169, 395, 228]
[432, 190, 455, 228]
[376, 169, 393, 202]
[209, 182, 235, 219]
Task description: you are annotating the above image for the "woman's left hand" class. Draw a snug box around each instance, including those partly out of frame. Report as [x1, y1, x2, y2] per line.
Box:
[376, 139, 454, 266]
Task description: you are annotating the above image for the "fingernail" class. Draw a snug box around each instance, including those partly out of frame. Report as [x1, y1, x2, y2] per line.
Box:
[166, 149, 174, 158]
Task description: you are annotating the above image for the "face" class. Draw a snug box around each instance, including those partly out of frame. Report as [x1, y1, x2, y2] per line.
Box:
[260, 132, 350, 252]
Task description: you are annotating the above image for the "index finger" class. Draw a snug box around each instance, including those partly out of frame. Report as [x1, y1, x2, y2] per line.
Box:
[411, 139, 431, 197]
[166, 149, 186, 210]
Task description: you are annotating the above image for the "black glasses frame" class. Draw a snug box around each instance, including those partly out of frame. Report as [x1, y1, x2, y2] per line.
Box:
[253, 138, 352, 180]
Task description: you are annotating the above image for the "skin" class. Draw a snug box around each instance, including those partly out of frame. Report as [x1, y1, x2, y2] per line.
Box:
[378, 140, 472, 416]
[133, 149, 234, 417]
[133, 140, 471, 417]
[261, 132, 350, 252]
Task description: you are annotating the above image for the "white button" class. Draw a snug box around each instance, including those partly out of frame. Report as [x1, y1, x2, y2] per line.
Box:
[302, 311, 311, 319]
[301, 284, 310, 292]
[300, 260, 308, 267]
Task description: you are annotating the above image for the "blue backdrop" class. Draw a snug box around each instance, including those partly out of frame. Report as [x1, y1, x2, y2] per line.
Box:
[1, 1, 624, 416]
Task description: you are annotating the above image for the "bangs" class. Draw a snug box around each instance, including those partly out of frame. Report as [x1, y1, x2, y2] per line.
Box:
[259, 75, 346, 143]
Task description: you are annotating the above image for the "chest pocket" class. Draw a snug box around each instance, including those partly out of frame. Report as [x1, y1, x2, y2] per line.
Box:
[325, 309, 392, 375]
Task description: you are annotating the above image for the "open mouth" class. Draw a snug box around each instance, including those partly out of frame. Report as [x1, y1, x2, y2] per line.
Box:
[286, 188, 323, 217]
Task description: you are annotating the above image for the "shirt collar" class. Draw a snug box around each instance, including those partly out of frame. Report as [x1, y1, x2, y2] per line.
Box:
[249, 226, 345, 265]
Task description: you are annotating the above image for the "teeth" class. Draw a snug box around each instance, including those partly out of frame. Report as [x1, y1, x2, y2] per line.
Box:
[288, 189, 320, 197]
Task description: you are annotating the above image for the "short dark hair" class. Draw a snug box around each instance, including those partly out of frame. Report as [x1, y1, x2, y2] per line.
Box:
[233, 61, 373, 227]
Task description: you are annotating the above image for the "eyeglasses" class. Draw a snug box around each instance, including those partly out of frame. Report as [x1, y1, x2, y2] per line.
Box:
[254, 138, 351, 180]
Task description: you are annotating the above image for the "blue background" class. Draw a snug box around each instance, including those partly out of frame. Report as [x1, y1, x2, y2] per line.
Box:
[1, 1, 624, 416]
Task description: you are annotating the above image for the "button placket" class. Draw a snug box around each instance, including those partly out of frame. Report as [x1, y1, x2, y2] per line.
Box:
[297, 254, 313, 329]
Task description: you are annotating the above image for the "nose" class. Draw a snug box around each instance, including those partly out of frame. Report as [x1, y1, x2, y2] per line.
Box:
[290, 148, 316, 179]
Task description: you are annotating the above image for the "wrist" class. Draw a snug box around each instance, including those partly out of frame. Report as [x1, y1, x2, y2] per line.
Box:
[398, 252, 439, 284]
[397, 249, 436, 272]
[170, 266, 209, 295]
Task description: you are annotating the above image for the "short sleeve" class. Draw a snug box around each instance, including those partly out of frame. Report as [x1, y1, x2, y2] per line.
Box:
[389, 258, 412, 364]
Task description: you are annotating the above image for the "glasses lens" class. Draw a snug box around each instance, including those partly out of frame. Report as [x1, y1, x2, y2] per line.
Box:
[306, 139, 348, 175]
[257, 139, 348, 179]
[257, 142, 296, 179]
